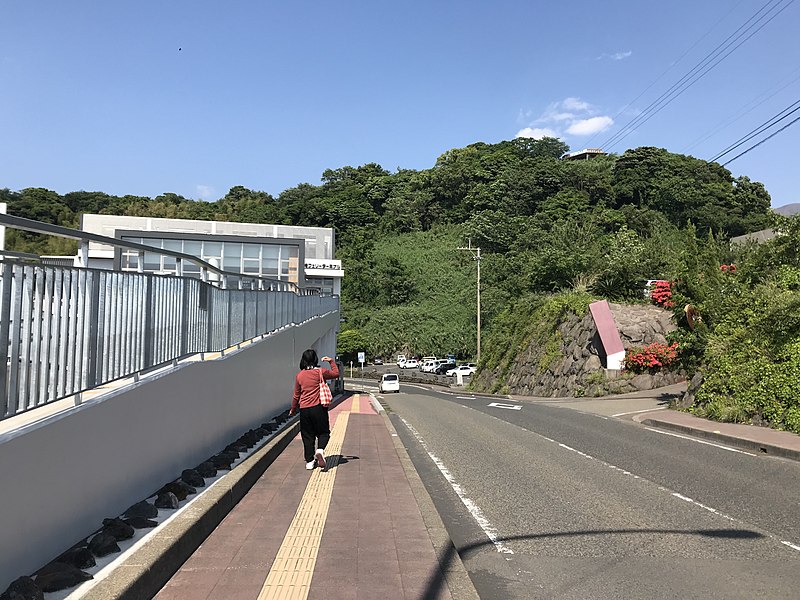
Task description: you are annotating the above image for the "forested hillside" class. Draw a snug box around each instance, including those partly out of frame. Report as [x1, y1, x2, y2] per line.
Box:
[0, 139, 773, 358]
[5, 139, 798, 431]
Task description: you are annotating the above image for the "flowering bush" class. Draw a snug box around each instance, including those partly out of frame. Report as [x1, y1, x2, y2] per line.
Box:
[720, 264, 737, 273]
[649, 280, 674, 308]
[623, 342, 680, 373]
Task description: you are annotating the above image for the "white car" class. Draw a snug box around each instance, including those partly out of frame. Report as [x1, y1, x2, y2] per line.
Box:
[446, 364, 476, 377]
[420, 360, 437, 373]
[402, 359, 419, 369]
[379, 373, 400, 393]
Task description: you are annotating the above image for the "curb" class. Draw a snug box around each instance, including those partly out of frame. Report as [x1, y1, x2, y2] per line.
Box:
[80, 420, 300, 600]
[640, 418, 800, 463]
[378, 401, 480, 600]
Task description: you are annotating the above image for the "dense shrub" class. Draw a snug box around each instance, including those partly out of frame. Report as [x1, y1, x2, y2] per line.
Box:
[623, 342, 679, 373]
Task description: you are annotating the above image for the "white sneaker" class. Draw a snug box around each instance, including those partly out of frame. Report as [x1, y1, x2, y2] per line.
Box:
[315, 449, 326, 470]
[306, 460, 316, 470]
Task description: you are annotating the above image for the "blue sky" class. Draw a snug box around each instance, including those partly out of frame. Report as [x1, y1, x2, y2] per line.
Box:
[2, 1, 799, 207]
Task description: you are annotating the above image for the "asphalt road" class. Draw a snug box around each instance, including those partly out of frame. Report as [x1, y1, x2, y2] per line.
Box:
[361, 380, 800, 599]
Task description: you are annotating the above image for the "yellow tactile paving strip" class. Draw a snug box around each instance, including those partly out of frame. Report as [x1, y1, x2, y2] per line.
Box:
[256, 400, 354, 600]
[351, 394, 360, 413]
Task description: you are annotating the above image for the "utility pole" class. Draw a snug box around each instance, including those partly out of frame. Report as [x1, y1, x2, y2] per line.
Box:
[457, 240, 481, 365]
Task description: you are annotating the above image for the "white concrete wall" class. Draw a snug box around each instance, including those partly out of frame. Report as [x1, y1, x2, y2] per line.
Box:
[0, 312, 338, 591]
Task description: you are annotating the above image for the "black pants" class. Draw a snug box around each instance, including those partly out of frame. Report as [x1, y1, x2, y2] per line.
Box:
[299, 403, 330, 463]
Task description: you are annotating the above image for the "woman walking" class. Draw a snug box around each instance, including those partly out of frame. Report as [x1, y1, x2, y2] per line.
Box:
[289, 349, 339, 470]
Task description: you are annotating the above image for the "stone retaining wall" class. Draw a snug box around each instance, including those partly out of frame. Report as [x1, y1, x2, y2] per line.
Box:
[474, 303, 684, 398]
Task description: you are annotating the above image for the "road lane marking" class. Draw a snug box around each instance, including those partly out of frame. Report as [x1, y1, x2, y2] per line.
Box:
[612, 407, 668, 417]
[781, 540, 800, 552]
[558, 443, 593, 459]
[488, 402, 522, 411]
[399, 416, 514, 555]
[457, 396, 476, 400]
[644, 427, 757, 455]
[671, 492, 737, 522]
[463, 405, 799, 555]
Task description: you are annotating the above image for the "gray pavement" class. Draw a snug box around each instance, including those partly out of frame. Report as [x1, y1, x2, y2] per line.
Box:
[510, 382, 800, 462]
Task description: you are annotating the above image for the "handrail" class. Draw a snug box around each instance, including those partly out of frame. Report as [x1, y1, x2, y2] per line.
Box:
[0, 213, 315, 295]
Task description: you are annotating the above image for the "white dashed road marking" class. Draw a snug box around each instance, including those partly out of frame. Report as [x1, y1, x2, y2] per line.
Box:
[400, 417, 514, 555]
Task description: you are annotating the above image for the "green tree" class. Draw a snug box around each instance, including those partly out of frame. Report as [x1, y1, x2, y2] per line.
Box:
[337, 329, 371, 364]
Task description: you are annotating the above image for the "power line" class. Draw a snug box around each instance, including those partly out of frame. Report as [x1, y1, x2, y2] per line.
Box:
[709, 98, 800, 162]
[602, 0, 793, 150]
[600, 0, 794, 151]
[683, 67, 800, 153]
[722, 113, 800, 166]
[584, 0, 747, 148]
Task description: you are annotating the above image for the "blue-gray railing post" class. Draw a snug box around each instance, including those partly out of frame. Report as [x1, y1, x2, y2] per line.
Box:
[226, 289, 233, 349]
[205, 283, 214, 353]
[0, 263, 13, 416]
[142, 276, 154, 371]
[180, 278, 189, 357]
[79, 240, 89, 268]
[86, 270, 101, 388]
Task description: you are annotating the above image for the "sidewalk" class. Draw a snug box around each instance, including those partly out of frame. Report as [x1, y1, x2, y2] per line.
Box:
[91, 392, 476, 600]
[634, 408, 800, 462]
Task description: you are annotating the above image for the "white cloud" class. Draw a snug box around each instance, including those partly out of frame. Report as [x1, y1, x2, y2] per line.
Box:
[517, 97, 614, 140]
[196, 185, 215, 200]
[597, 50, 633, 61]
[516, 127, 558, 139]
[561, 97, 592, 112]
[565, 116, 614, 136]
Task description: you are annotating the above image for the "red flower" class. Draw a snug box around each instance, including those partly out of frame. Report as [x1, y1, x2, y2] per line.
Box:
[623, 342, 679, 374]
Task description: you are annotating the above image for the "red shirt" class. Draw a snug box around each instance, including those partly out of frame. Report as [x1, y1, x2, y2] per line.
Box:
[292, 363, 340, 412]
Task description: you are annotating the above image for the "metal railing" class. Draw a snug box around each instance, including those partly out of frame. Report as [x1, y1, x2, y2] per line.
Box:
[0, 215, 339, 420]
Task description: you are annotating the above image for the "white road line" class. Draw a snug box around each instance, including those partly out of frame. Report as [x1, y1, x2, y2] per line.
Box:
[402, 384, 431, 390]
[462, 405, 798, 555]
[457, 396, 476, 400]
[488, 402, 522, 411]
[781, 540, 800, 552]
[612, 407, 668, 417]
[644, 427, 757, 455]
[399, 417, 514, 555]
[671, 492, 736, 521]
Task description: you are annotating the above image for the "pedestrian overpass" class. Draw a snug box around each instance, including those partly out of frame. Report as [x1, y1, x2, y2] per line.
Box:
[0, 214, 341, 592]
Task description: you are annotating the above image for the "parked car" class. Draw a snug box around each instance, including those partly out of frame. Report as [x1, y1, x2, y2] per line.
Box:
[420, 360, 438, 373]
[396, 354, 406, 365]
[373, 357, 383, 365]
[419, 356, 437, 369]
[446, 364, 476, 377]
[434, 362, 453, 375]
[402, 359, 419, 369]
[379, 373, 400, 393]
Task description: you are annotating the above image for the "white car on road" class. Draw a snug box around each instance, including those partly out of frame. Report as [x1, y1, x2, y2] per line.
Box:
[446, 364, 476, 377]
[379, 373, 400, 393]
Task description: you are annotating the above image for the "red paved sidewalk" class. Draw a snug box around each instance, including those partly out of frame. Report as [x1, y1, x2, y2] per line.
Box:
[153, 393, 464, 600]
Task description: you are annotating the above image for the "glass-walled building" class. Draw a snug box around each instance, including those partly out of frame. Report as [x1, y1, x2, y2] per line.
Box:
[79, 215, 343, 294]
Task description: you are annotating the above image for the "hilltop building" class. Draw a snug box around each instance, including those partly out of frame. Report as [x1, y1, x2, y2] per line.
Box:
[561, 148, 607, 161]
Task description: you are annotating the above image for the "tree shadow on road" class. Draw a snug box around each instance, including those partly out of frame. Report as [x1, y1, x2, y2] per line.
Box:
[423, 527, 764, 599]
